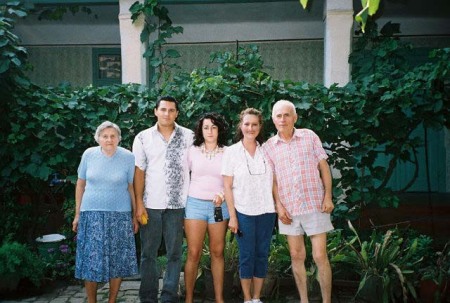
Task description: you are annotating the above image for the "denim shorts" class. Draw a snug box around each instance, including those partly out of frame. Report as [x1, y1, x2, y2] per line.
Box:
[184, 196, 230, 224]
[278, 211, 334, 236]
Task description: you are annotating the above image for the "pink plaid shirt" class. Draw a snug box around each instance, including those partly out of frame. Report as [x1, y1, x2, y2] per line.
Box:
[263, 128, 328, 216]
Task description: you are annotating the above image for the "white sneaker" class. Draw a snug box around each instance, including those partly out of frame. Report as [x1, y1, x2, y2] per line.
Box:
[244, 301, 253, 303]
[252, 299, 263, 303]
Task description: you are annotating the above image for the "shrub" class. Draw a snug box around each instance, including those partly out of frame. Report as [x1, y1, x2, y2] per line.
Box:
[0, 241, 45, 287]
[338, 221, 424, 303]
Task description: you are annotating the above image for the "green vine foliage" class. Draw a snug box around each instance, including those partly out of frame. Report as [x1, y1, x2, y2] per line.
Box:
[130, 0, 183, 86]
[33, 4, 96, 21]
[0, 2, 31, 133]
[3, 83, 159, 187]
[0, 1, 449, 242]
[338, 21, 450, 222]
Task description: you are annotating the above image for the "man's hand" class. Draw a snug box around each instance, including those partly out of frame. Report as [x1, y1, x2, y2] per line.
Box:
[276, 203, 292, 225]
[136, 201, 147, 225]
[321, 196, 334, 214]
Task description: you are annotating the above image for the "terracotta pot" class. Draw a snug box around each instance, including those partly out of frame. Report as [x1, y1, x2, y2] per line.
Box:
[17, 194, 32, 205]
[202, 267, 236, 300]
[420, 279, 439, 303]
[0, 274, 20, 293]
[419, 279, 449, 303]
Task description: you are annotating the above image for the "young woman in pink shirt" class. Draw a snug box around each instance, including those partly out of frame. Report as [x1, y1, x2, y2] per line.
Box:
[184, 112, 230, 303]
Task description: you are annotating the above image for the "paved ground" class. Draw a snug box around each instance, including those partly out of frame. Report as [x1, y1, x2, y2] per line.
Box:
[1, 275, 356, 303]
[0, 281, 298, 303]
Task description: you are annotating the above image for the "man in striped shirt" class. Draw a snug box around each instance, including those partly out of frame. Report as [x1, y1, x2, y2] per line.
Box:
[263, 99, 334, 303]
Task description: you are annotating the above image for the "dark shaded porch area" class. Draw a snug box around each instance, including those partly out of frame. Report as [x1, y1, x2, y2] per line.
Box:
[357, 193, 450, 247]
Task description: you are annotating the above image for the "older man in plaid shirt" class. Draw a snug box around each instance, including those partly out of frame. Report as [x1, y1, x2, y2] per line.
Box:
[263, 99, 334, 303]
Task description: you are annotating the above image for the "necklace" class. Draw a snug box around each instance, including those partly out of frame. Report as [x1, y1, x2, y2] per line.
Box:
[201, 144, 222, 160]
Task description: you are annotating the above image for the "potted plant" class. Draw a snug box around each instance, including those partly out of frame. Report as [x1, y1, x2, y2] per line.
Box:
[266, 229, 349, 301]
[419, 242, 450, 303]
[267, 233, 293, 299]
[338, 221, 423, 303]
[0, 241, 45, 292]
[197, 230, 240, 300]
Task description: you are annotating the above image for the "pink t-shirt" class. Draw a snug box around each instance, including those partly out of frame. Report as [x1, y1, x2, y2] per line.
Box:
[188, 145, 226, 201]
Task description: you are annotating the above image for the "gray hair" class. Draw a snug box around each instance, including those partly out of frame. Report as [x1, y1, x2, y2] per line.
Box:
[94, 121, 122, 143]
[272, 100, 297, 118]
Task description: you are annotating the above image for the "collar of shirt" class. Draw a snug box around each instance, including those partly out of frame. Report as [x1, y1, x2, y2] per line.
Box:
[239, 140, 261, 150]
[150, 122, 181, 141]
[274, 128, 302, 144]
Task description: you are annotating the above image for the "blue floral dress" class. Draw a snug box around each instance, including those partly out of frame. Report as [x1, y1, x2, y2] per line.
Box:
[75, 146, 138, 282]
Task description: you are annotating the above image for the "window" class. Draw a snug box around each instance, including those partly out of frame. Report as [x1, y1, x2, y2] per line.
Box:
[92, 48, 121, 86]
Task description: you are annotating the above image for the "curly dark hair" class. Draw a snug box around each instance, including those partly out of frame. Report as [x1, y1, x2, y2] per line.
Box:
[235, 108, 264, 145]
[193, 112, 229, 147]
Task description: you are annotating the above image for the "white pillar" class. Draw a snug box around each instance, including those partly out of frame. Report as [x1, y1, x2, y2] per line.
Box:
[119, 0, 148, 85]
[323, 0, 354, 87]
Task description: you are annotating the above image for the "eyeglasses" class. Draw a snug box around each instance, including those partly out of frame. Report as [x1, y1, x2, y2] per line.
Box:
[243, 149, 267, 175]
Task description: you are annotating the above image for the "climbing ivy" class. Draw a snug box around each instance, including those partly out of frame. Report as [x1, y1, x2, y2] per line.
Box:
[0, 2, 449, 239]
[129, 0, 183, 86]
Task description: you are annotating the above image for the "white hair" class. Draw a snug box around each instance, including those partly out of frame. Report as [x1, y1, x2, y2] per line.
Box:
[272, 99, 297, 117]
[94, 121, 122, 143]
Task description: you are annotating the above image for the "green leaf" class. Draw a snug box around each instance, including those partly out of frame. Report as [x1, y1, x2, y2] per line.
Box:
[355, 7, 369, 33]
[11, 57, 21, 67]
[165, 49, 180, 58]
[149, 57, 163, 67]
[368, 0, 380, 16]
[0, 59, 10, 73]
[8, 8, 28, 18]
[299, 0, 308, 9]
[0, 39, 9, 48]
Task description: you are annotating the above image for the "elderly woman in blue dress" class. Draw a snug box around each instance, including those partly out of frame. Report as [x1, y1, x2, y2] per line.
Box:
[72, 121, 138, 303]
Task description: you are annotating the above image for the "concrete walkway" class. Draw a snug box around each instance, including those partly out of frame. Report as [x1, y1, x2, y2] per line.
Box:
[1, 280, 303, 303]
[1, 275, 356, 303]
[0, 279, 319, 303]
[3, 281, 140, 303]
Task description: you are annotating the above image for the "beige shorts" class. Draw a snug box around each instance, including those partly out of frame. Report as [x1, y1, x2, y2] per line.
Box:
[278, 212, 334, 236]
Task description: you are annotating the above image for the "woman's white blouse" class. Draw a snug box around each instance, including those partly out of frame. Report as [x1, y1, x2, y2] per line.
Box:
[221, 141, 276, 216]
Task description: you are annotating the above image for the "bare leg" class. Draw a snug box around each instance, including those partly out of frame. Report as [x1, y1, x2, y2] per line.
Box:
[251, 277, 264, 301]
[184, 219, 208, 303]
[240, 278, 252, 302]
[287, 235, 308, 303]
[208, 220, 228, 303]
[85, 281, 98, 303]
[311, 233, 332, 303]
[108, 278, 122, 303]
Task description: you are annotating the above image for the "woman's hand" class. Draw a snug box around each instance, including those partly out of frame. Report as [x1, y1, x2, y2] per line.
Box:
[132, 215, 139, 234]
[72, 214, 79, 233]
[212, 193, 224, 207]
[228, 216, 239, 234]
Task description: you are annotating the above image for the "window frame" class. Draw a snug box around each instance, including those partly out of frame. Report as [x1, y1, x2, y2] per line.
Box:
[92, 48, 121, 86]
